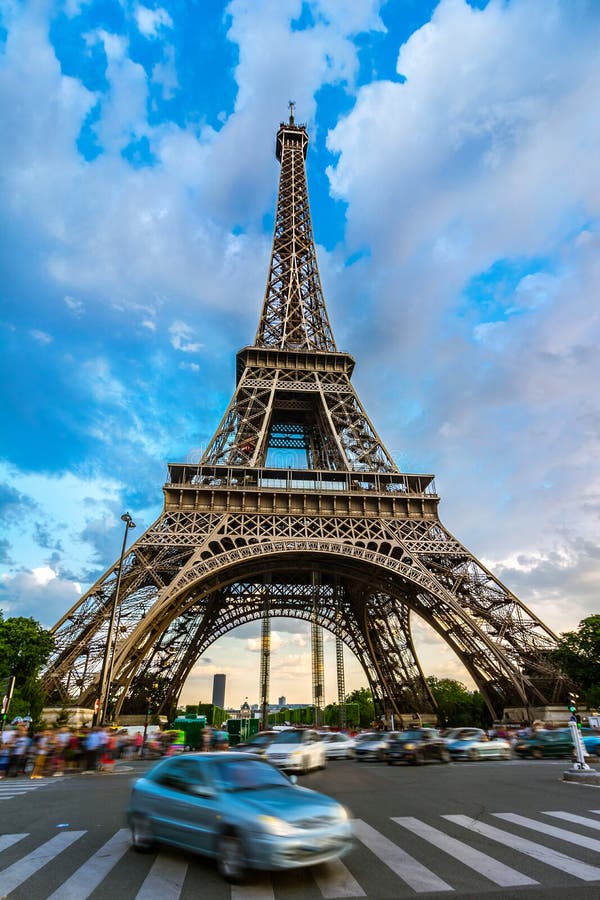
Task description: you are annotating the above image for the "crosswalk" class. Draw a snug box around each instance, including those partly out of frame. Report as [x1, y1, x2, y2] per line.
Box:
[1, 808, 600, 898]
[0, 779, 55, 802]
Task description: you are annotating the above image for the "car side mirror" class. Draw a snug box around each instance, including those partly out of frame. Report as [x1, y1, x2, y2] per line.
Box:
[289, 775, 298, 786]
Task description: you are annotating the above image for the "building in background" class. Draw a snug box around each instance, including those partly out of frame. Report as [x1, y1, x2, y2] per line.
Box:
[278, 696, 286, 707]
[212, 674, 226, 709]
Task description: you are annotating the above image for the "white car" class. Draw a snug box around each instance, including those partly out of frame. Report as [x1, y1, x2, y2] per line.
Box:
[446, 728, 513, 761]
[320, 733, 356, 759]
[263, 728, 326, 773]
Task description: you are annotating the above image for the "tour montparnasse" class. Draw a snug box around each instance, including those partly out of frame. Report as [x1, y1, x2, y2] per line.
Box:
[42, 108, 573, 726]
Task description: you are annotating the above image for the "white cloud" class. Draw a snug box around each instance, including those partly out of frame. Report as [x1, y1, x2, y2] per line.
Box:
[169, 321, 203, 353]
[30, 330, 52, 344]
[246, 632, 284, 653]
[134, 6, 173, 38]
[323, 0, 600, 636]
[0, 567, 82, 624]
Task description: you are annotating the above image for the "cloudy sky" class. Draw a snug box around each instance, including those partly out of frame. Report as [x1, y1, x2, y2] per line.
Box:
[1, 0, 599, 710]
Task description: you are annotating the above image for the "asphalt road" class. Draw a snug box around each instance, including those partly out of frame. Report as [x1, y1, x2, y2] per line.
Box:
[1, 756, 600, 899]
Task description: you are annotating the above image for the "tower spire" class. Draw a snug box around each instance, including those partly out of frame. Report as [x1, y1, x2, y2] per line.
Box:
[255, 110, 336, 351]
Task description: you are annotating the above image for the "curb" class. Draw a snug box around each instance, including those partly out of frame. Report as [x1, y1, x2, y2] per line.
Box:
[562, 768, 600, 787]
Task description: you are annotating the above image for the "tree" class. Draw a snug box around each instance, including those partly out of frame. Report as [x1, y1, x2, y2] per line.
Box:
[345, 687, 375, 728]
[426, 677, 491, 728]
[549, 615, 600, 708]
[0, 613, 55, 727]
[119, 672, 172, 717]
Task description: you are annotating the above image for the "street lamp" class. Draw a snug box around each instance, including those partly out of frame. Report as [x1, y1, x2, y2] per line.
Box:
[95, 512, 136, 726]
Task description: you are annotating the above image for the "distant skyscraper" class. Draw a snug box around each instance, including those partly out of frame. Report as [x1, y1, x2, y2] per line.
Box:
[212, 674, 226, 708]
[278, 696, 286, 707]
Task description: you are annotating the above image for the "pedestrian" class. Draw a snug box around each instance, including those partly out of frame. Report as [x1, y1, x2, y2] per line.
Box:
[7, 725, 30, 777]
[133, 731, 144, 758]
[30, 730, 51, 779]
[82, 726, 102, 773]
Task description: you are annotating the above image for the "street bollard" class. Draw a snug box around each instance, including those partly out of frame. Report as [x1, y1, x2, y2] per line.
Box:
[568, 721, 590, 771]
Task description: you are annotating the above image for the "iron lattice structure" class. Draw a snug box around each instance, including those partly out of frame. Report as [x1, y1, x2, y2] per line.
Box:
[43, 111, 571, 722]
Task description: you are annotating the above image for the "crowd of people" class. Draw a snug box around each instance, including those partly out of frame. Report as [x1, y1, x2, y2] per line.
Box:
[0, 724, 175, 779]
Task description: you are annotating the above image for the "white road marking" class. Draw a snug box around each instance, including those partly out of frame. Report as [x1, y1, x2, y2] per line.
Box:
[312, 857, 366, 897]
[46, 828, 131, 900]
[445, 814, 600, 882]
[352, 819, 453, 893]
[0, 834, 28, 853]
[231, 877, 275, 899]
[392, 817, 537, 887]
[0, 830, 85, 895]
[135, 851, 188, 899]
[493, 812, 600, 852]
[542, 810, 600, 831]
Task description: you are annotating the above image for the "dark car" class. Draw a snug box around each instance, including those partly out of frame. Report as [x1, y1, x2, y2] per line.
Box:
[236, 731, 279, 755]
[127, 752, 352, 883]
[385, 728, 451, 765]
[514, 729, 573, 759]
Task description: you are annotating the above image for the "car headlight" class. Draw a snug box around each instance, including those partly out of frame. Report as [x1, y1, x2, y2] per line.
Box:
[291, 749, 303, 758]
[404, 743, 416, 750]
[336, 805, 349, 821]
[258, 815, 296, 836]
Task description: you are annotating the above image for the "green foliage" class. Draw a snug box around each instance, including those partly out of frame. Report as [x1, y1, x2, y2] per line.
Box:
[0, 613, 55, 681]
[549, 615, 600, 706]
[0, 613, 55, 727]
[345, 688, 375, 728]
[426, 677, 491, 728]
[119, 672, 171, 716]
[322, 702, 360, 728]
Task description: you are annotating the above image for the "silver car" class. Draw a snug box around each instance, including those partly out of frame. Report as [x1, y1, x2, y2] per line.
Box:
[127, 752, 352, 883]
[354, 731, 400, 761]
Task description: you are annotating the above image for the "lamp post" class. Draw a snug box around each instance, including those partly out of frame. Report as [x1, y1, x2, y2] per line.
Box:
[94, 512, 136, 726]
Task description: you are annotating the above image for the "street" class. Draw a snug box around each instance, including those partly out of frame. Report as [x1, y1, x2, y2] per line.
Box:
[1, 757, 600, 899]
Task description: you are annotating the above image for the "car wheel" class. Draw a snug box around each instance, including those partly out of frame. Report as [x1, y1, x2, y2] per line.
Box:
[217, 831, 247, 884]
[468, 748, 479, 761]
[130, 815, 155, 853]
[377, 749, 385, 761]
[503, 748, 512, 760]
[439, 748, 451, 764]
[532, 748, 543, 760]
[413, 751, 424, 766]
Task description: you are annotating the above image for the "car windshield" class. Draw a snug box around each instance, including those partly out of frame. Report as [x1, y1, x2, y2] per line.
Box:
[399, 730, 425, 740]
[213, 758, 290, 791]
[272, 730, 306, 744]
[246, 734, 273, 746]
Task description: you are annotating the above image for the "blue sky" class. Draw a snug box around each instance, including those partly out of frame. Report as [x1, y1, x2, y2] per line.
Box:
[1, 0, 599, 709]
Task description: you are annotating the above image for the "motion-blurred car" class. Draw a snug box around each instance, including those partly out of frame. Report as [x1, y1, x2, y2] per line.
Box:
[580, 728, 600, 757]
[354, 732, 400, 761]
[385, 729, 451, 765]
[445, 728, 512, 761]
[319, 733, 355, 759]
[127, 752, 352, 883]
[236, 731, 279, 755]
[514, 730, 573, 759]
[263, 729, 326, 773]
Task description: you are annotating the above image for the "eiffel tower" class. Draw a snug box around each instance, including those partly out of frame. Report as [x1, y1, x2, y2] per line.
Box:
[43, 108, 570, 724]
